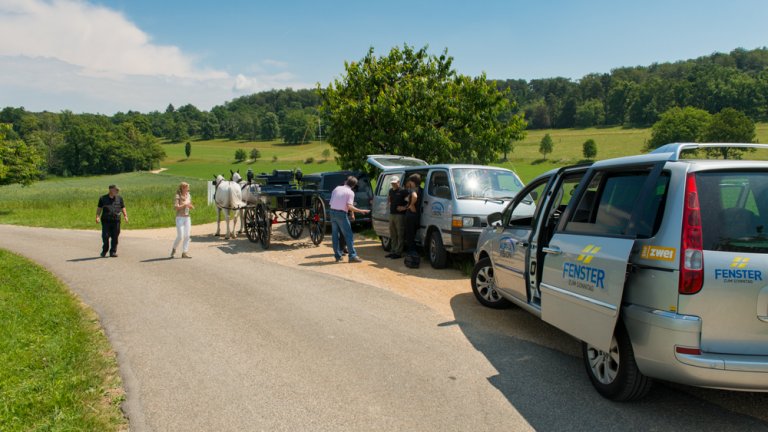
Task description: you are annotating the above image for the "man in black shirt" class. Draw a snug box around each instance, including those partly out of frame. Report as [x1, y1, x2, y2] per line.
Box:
[96, 184, 128, 257]
[386, 176, 409, 259]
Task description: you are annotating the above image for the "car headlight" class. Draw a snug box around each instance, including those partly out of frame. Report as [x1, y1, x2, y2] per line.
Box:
[452, 216, 476, 227]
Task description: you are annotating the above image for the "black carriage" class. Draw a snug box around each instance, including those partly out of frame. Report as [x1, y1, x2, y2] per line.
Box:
[242, 169, 326, 249]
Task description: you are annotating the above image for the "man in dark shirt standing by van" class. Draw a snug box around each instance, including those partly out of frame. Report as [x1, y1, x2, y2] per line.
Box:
[386, 176, 409, 259]
[96, 184, 128, 257]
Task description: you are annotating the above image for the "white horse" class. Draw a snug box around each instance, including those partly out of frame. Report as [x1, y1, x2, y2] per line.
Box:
[231, 170, 263, 234]
[213, 174, 245, 239]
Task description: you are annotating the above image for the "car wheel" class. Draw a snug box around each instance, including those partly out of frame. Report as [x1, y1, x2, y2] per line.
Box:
[428, 230, 448, 269]
[380, 236, 391, 252]
[581, 323, 653, 401]
[471, 257, 510, 309]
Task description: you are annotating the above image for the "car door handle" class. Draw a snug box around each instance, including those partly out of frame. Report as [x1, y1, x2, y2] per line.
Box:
[518, 241, 530, 248]
[423, 200, 428, 204]
[542, 246, 561, 255]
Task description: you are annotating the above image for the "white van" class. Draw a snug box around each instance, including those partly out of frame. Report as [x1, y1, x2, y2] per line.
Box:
[367, 155, 527, 268]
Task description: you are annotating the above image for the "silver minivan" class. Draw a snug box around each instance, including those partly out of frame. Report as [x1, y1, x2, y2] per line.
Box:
[367, 155, 527, 268]
[472, 143, 768, 400]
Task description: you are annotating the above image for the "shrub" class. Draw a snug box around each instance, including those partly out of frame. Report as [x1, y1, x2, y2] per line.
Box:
[304, 157, 314, 164]
[250, 148, 261, 161]
[539, 133, 553, 159]
[234, 148, 247, 162]
[583, 139, 597, 159]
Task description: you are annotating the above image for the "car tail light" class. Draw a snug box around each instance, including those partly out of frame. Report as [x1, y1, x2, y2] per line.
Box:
[680, 173, 704, 295]
[675, 346, 701, 355]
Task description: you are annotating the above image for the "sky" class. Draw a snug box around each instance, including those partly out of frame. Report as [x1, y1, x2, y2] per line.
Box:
[1, 0, 767, 114]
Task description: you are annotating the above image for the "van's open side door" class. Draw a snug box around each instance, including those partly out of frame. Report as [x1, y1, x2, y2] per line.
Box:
[539, 163, 665, 351]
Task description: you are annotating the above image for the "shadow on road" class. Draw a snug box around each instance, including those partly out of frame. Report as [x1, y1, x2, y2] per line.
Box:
[140, 257, 174, 263]
[67, 256, 103, 262]
[449, 292, 768, 431]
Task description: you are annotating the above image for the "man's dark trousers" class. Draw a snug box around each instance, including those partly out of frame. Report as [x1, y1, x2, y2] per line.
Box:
[101, 220, 120, 255]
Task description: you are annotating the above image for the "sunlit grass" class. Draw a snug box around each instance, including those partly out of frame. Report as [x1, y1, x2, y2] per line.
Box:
[0, 172, 217, 229]
[0, 249, 127, 431]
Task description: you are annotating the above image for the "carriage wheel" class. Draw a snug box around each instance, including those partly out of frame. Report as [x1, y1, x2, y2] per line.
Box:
[256, 203, 271, 250]
[244, 207, 259, 243]
[286, 208, 304, 239]
[309, 195, 326, 246]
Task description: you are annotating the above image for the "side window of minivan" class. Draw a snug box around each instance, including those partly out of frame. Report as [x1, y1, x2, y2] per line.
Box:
[377, 173, 401, 197]
[697, 171, 768, 252]
[428, 171, 451, 199]
[565, 170, 669, 238]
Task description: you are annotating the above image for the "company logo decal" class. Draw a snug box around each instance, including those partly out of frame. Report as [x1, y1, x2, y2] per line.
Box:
[714, 257, 763, 283]
[641, 245, 676, 262]
[431, 202, 444, 216]
[499, 237, 515, 258]
[577, 245, 601, 264]
[563, 244, 605, 291]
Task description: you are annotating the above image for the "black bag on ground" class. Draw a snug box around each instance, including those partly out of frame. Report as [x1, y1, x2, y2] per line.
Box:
[404, 252, 420, 269]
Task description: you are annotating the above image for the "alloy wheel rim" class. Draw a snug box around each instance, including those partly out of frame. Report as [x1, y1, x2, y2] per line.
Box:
[475, 266, 500, 302]
[586, 337, 620, 385]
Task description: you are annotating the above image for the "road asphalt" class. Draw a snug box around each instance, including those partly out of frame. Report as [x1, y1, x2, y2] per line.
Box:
[0, 224, 766, 431]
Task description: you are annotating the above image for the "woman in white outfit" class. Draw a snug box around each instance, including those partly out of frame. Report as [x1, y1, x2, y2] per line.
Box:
[171, 182, 194, 258]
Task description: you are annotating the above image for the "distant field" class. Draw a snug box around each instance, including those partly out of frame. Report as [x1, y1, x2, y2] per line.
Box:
[161, 124, 768, 183]
[3, 124, 768, 230]
[160, 138, 339, 179]
[0, 172, 217, 229]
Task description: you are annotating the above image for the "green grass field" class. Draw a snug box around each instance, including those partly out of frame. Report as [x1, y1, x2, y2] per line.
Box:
[161, 138, 339, 179]
[0, 249, 127, 431]
[3, 124, 768, 230]
[0, 172, 218, 229]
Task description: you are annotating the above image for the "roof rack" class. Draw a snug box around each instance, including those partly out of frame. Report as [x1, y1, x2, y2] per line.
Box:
[651, 143, 768, 161]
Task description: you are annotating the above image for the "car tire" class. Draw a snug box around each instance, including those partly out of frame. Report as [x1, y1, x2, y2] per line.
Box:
[380, 236, 391, 252]
[428, 230, 448, 269]
[581, 323, 653, 401]
[471, 257, 510, 309]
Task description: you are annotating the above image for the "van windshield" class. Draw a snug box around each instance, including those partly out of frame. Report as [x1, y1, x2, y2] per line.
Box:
[697, 170, 768, 253]
[453, 168, 523, 200]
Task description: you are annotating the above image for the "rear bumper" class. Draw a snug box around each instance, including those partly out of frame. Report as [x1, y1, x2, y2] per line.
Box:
[623, 305, 768, 392]
[450, 227, 482, 253]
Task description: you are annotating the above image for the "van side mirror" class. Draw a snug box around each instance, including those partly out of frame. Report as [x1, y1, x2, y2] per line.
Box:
[530, 190, 538, 201]
[487, 212, 503, 227]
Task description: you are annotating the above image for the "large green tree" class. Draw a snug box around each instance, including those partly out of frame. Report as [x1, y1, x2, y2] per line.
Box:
[320, 45, 526, 170]
[647, 107, 712, 150]
[702, 107, 756, 159]
[260, 112, 280, 140]
[282, 110, 316, 144]
[0, 124, 42, 185]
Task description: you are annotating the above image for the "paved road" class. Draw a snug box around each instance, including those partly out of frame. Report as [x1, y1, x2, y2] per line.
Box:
[0, 224, 766, 431]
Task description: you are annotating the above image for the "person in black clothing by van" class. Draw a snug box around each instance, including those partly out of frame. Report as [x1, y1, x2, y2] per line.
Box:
[403, 174, 422, 255]
[96, 184, 128, 257]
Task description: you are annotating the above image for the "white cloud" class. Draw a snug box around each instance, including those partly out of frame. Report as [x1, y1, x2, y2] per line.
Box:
[0, 0, 223, 78]
[232, 72, 308, 93]
[0, 0, 311, 113]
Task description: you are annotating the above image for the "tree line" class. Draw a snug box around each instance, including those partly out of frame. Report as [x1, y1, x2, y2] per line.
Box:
[497, 47, 768, 129]
[2, 46, 767, 185]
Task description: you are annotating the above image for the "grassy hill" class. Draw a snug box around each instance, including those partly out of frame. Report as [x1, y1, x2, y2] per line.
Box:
[3, 124, 768, 230]
[159, 123, 768, 183]
[161, 138, 339, 179]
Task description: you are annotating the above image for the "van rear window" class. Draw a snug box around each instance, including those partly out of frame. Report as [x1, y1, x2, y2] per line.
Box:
[696, 171, 768, 253]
